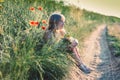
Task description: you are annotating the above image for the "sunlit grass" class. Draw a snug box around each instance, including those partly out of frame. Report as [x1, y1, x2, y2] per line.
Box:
[108, 24, 120, 39]
[0, 0, 120, 80]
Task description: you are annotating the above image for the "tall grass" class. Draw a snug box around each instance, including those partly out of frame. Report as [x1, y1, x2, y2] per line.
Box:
[0, 0, 71, 80]
[0, 0, 120, 80]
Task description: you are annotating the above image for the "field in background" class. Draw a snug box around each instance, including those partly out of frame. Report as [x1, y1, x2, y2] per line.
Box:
[0, 0, 120, 80]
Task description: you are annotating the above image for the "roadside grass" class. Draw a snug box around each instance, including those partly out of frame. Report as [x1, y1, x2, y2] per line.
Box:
[107, 24, 120, 57]
[0, 0, 120, 80]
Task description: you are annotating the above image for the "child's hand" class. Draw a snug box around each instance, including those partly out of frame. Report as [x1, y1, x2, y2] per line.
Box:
[64, 34, 79, 48]
[71, 39, 78, 47]
[60, 28, 66, 36]
[68, 38, 78, 49]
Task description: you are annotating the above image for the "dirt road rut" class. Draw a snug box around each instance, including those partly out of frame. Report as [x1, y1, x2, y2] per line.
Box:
[64, 24, 120, 80]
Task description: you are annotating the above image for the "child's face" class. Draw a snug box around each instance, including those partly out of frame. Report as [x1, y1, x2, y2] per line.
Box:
[57, 20, 65, 30]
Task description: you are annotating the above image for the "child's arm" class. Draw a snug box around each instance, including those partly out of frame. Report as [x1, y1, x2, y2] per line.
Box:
[60, 29, 78, 48]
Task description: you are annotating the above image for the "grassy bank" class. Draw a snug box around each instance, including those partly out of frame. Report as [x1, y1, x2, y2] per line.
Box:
[0, 0, 120, 80]
[107, 24, 120, 57]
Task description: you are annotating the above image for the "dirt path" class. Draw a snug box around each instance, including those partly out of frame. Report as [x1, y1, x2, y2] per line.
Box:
[64, 24, 120, 80]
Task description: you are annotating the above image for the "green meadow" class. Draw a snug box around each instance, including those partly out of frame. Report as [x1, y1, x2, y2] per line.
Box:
[0, 0, 120, 80]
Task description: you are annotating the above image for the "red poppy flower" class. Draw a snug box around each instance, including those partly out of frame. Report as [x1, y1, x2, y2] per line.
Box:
[29, 21, 39, 27]
[35, 21, 39, 26]
[41, 26, 46, 30]
[42, 20, 46, 24]
[38, 6, 43, 11]
[29, 21, 35, 26]
[30, 7, 35, 11]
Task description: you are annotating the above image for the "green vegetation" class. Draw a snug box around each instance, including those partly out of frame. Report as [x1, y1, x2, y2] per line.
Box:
[0, 0, 120, 80]
[107, 25, 120, 57]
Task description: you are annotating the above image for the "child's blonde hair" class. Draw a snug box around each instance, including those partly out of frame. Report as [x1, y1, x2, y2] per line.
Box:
[47, 13, 65, 31]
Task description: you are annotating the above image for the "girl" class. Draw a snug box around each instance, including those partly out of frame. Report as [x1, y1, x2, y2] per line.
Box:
[43, 13, 91, 74]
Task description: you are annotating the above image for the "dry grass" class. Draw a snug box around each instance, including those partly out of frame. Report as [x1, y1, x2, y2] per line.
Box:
[108, 24, 120, 39]
[0, 27, 4, 35]
[69, 6, 83, 22]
